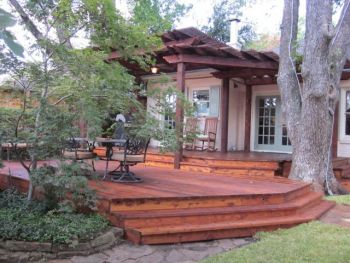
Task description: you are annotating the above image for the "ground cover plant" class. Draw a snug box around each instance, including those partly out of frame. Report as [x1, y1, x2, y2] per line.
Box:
[0, 189, 109, 245]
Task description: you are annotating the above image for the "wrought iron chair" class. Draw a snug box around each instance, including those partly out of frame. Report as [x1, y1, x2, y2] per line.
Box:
[184, 117, 199, 150]
[62, 138, 96, 171]
[109, 137, 150, 183]
[195, 117, 218, 151]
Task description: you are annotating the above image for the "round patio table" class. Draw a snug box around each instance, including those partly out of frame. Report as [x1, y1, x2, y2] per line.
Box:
[95, 138, 127, 180]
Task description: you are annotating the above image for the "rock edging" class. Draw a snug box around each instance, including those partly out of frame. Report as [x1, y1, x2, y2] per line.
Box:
[0, 227, 123, 263]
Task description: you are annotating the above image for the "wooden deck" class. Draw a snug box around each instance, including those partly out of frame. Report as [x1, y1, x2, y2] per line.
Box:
[0, 161, 335, 245]
[145, 148, 293, 177]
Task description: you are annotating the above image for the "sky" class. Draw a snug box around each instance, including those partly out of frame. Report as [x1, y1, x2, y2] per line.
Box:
[0, 0, 331, 62]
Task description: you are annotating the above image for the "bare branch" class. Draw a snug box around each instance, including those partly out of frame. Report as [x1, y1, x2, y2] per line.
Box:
[8, 0, 45, 42]
[277, 0, 301, 140]
[52, 94, 73, 105]
[329, 0, 350, 81]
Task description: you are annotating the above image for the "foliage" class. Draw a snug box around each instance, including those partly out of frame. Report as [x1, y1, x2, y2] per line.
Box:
[137, 77, 196, 152]
[201, 0, 257, 48]
[202, 222, 350, 263]
[31, 162, 97, 212]
[0, 8, 24, 57]
[245, 33, 280, 51]
[0, 189, 108, 245]
[130, 0, 191, 35]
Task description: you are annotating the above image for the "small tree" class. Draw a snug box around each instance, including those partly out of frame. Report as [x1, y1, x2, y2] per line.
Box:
[4, 0, 160, 200]
[278, 0, 350, 193]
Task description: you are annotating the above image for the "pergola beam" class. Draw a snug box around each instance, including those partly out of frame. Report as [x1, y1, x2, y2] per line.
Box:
[212, 69, 278, 79]
[163, 54, 278, 70]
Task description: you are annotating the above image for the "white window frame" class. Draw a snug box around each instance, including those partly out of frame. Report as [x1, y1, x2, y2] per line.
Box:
[339, 85, 350, 143]
[191, 88, 210, 117]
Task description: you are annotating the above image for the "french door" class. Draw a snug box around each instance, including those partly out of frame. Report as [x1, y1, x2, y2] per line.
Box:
[254, 96, 292, 152]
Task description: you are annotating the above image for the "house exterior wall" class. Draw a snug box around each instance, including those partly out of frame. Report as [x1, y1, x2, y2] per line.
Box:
[228, 80, 246, 151]
[144, 70, 350, 157]
[0, 90, 23, 108]
[338, 79, 350, 157]
[144, 70, 244, 151]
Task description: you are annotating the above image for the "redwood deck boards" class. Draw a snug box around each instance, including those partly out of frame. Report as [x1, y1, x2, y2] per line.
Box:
[0, 162, 335, 245]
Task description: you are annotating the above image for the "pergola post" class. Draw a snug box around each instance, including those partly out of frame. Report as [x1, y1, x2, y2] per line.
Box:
[244, 85, 252, 152]
[174, 62, 186, 169]
[220, 78, 230, 153]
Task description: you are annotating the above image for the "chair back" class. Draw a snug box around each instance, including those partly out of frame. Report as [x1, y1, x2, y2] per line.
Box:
[126, 137, 150, 157]
[204, 117, 218, 135]
[185, 117, 198, 134]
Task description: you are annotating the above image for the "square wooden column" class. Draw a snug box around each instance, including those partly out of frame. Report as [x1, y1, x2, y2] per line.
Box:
[220, 78, 230, 153]
[244, 85, 252, 152]
[174, 62, 186, 169]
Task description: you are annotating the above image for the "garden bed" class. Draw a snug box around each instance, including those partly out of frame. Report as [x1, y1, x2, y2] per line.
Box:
[0, 189, 123, 262]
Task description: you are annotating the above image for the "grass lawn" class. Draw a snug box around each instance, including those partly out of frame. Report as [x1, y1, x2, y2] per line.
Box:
[202, 195, 350, 263]
[325, 194, 350, 205]
[202, 222, 350, 263]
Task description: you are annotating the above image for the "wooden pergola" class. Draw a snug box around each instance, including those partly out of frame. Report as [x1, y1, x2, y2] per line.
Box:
[107, 27, 350, 169]
[158, 28, 280, 168]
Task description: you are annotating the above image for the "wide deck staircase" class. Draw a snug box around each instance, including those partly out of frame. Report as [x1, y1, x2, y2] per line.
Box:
[97, 181, 334, 245]
[145, 152, 286, 177]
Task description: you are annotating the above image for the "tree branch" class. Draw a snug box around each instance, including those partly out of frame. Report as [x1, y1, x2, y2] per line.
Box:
[277, 0, 301, 141]
[52, 94, 73, 105]
[8, 0, 45, 42]
[329, 0, 350, 83]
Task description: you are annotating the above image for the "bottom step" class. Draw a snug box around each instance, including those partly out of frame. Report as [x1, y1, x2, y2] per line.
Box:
[125, 201, 335, 245]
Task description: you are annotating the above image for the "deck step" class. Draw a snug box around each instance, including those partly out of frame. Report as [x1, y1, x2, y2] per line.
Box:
[113, 192, 323, 228]
[125, 200, 335, 244]
[109, 183, 311, 212]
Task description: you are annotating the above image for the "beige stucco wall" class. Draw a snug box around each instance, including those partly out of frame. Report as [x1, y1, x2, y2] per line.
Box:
[144, 69, 246, 151]
[144, 70, 350, 156]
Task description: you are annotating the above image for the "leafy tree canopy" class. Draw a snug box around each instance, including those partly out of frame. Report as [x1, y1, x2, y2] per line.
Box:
[129, 0, 192, 35]
[201, 0, 257, 48]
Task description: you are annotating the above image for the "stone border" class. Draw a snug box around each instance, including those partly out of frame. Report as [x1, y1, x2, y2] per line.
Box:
[0, 227, 123, 263]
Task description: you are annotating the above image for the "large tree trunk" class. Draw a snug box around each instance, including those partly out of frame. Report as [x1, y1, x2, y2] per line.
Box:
[278, 0, 350, 194]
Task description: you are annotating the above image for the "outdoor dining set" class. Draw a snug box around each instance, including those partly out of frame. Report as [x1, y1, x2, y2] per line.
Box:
[1, 116, 218, 183]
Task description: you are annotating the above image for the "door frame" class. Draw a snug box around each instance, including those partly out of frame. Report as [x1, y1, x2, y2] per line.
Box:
[250, 89, 292, 153]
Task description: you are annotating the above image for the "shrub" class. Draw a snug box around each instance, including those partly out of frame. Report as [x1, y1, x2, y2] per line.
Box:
[31, 162, 97, 212]
[0, 189, 109, 245]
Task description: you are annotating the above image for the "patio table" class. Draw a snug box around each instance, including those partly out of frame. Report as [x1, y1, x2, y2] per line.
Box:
[95, 138, 127, 180]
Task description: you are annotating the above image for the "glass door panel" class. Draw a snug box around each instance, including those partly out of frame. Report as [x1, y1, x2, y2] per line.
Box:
[254, 96, 292, 152]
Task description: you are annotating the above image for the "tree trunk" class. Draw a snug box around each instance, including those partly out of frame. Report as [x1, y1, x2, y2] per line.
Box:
[278, 0, 350, 194]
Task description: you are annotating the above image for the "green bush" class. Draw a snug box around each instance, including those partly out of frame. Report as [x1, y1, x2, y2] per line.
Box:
[31, 162, 97, 212]
[0, 189, 109, 244]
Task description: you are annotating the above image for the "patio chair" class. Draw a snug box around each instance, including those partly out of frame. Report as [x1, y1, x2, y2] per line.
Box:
[195, 117, 218, 151]
[62, 138, 96, 171]
[184, 117, 199, 150]
[109, 137, 150, 183]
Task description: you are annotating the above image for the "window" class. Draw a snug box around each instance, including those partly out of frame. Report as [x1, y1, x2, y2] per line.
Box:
[193, 89, 210, 116]
[164, 93, 176, 129]
[345, 91, 350, 136]
[257, 97, 276, 145]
